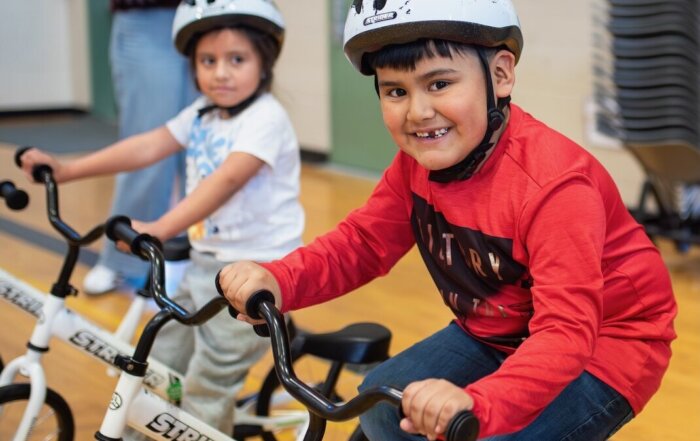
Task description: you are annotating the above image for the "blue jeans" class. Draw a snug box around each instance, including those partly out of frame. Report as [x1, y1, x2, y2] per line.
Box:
[359, 322, 633, 441]
[103, 8, 199, 285]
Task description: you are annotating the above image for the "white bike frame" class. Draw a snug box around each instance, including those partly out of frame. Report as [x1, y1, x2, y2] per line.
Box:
[0, 267, 308, 441]
[99, 367, 306, 440]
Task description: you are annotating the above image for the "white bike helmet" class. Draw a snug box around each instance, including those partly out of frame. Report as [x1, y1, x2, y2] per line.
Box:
[343, 0, 523, 75]
[173, 0, 285, 55]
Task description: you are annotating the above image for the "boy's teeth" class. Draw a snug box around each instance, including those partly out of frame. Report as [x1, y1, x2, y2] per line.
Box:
[416, 128, 449, 138]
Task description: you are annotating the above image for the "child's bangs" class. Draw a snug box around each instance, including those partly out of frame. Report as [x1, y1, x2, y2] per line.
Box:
[364, 39, 471, 73]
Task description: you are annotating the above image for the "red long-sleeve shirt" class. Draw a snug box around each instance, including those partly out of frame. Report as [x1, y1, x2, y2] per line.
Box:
[263, 104, 677, 437]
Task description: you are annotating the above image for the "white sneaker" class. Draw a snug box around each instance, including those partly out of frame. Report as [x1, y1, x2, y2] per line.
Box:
[82, 264, 121, 295]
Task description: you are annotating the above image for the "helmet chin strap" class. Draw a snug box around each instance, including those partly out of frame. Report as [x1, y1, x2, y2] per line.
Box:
[428, 47, 508, 183]
[197, 91, 261, 119]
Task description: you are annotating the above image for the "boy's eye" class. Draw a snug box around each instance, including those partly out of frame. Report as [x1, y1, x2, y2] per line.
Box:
[387, 88, 407, 98]
[230, 55, 245, 64]
[429, 80, 450, 91]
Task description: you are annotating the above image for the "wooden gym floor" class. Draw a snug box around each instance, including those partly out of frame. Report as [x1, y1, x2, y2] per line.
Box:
[0, 143, 698, 440]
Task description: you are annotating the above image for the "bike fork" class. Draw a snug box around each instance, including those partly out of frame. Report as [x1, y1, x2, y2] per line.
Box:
[0, 361, 48, 441]
[0, 294, 59, 440]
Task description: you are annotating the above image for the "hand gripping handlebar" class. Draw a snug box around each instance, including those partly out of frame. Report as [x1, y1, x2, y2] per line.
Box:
[214, 273, 480, 441]
[15, 146, 104, 245]
[214, 271, 271, 337]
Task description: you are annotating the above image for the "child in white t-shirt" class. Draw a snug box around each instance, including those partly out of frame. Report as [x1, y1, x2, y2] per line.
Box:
[20, 0, 303, 433]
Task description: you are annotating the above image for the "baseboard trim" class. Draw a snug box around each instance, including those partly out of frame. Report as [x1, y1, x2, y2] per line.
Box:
[300, 149, 329, 164]
[0, 108, 89, 119]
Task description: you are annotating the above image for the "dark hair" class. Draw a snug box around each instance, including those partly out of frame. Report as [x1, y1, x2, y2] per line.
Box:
[188, 25, 282, 93]
[364, 39, 498, 73]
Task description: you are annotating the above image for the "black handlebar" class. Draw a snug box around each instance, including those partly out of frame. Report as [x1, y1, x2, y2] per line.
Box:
[15, 147, 105, 297]
[105, 216, 227, 324]
[237, 290, 480, 441]
[15, 146, 104, 246]
[213, 271, 480, 441]
[14, 146, 32, 167]
[0, 180, 29, 210]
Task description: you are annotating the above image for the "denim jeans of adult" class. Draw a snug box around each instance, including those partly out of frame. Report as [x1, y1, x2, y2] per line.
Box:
[358, 322, 634, 441]
[103, 7, 199, 286]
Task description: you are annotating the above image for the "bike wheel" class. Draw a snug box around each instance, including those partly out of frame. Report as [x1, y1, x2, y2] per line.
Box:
[0, 384, 74, 441]
[242, 351, 366, 441]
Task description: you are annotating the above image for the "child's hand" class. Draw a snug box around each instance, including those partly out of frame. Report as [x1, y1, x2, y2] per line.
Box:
[217, 261, 282, 325]
[19, 148, 68, 183]
[400, 379, 475, 441]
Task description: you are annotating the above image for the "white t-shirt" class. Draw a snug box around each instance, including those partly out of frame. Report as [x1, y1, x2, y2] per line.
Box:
[166, 93, 304, 262]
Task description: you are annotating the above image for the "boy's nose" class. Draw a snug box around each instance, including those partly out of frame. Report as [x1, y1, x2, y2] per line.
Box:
[407, 95, 435, 122]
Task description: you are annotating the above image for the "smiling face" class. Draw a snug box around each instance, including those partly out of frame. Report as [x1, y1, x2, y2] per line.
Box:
[194, 28, 263, 109]
[375, 45, 515, 171]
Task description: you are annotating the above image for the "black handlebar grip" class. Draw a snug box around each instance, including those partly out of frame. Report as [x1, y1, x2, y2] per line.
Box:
[214, 270, 240, 319]
[396, 407, 478, 441]
[14, 146, 33, 167]
[244, 290, 276, 320]
[31, 165, 53, 183]
[105, 215, 137, 243]
[0, 181, 29, 210]
[214, 271, 271, 337]
[243, 290, 274, 337]
[14, 147, 53, 183]
[104, 215, 154, 258]
[444, 410, 479, 441]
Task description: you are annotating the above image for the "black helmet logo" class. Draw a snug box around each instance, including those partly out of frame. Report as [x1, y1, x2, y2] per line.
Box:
[352, 0, 363, 14]
[353, 0, 389, 14]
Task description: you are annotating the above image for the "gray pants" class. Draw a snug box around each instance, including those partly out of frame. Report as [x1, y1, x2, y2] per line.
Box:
[130, 250, 269, 438]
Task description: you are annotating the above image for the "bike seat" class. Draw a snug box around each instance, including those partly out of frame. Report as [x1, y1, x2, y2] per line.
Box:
[295, 322, 391, 365]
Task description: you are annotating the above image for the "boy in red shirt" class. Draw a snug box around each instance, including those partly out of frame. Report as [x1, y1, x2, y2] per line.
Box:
[218, 1, 677, 439]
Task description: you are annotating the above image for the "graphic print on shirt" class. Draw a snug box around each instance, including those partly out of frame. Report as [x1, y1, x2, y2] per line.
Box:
[411, 193, 533, 333]
[186, 117, 232, 241]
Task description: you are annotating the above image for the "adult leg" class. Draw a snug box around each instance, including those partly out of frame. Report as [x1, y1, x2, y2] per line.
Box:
[359, 322, 505, 441]
[482, 372, 633, 441]
[87, 8, 199, 292]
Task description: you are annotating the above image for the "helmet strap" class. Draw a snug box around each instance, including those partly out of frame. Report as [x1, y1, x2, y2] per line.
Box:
[197, 91, 261, 119]
[429, 47, 508, 183]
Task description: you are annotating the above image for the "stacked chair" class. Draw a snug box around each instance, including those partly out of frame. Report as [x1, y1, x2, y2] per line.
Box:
[593, 0, 700, 249]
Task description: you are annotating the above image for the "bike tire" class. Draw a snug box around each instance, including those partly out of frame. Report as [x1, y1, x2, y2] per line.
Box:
[0, 384, 74, 441]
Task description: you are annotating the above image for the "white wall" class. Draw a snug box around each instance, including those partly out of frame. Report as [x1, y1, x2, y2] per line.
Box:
[0, 0, 91, 111]
[512, 0, 644, 205]
[274, 2, 331, 154]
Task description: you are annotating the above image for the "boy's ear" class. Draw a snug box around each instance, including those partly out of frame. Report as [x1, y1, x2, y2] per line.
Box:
[492, 50, 516, 99]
